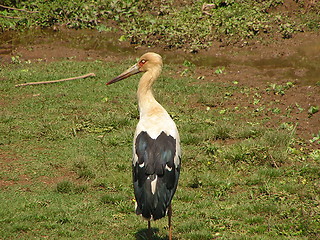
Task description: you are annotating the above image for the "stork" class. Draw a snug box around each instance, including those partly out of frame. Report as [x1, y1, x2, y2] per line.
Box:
[107, 52, 181, 240]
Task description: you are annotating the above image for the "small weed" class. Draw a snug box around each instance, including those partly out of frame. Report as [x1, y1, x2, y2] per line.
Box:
[182, 134, 202, 145]
[183, 60, 195, 68]
[295, 103, 304, 112]
[253, 98, 260, 105]
[235, 123, 263, 139]
[73, 161, 95, 180]
[219, 109, 228, 114]
[222, 143, 249, 164]
[215, 67, 225, 74]
[74, 185, 88, 193]
[11, 56, 21, 64]
[212, 122, 232, 140]
[212, 182, 233, 198]
[266, 82, 294, 95]
[262, 129, 292, 148]
[309, 150, 320, 161]
[180, 68, 190, 76]
[249, 202, 278, 214]
[56, 181, 74, 194]
[309, 131, 320, 144]
[270, 107, 281, 114]
[95, 24, 112, 32]
[116, 200, 132, 214]
[74, 120, 114, 134]
[308, 105, 319, 116]
[188, 175, 203, 189]
[245, 216, 265, 224]
[101, 194, 125, 204]
[279, 22, 296, 39]
[12, 224, 31, 233]
[258, 167, 283, 178]
[56, 181, 87, 194]
[203, 142, 220, 155]
[280, 122, 295, 131]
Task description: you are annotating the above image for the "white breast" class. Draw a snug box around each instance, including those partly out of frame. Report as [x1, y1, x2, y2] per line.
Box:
[135, 111, 179, 140]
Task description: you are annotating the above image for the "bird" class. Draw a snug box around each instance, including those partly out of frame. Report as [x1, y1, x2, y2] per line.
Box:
[106, 52, 181, 240]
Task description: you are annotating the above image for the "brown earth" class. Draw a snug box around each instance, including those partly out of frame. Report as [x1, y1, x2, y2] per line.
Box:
[194, 32, 320, 143]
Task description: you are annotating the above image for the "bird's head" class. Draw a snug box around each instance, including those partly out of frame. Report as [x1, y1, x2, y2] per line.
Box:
[106, 52, 162, 85]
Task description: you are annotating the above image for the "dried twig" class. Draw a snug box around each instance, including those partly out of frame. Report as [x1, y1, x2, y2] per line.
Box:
[0, 4, 39, 13]
[15, 73, 96, 87]
[0, 15, 22, 19]
[202, 3, 216, 16]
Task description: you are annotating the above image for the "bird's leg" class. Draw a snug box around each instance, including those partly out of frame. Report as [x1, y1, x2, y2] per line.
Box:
[148, 220, 151, 240]
[168, 204, 172, 240]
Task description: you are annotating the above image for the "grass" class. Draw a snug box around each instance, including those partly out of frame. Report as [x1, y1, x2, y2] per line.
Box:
[0, 57, 319, 239]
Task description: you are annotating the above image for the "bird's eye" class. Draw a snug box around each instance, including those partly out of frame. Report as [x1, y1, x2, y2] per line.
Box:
[139, 59, 147, 67]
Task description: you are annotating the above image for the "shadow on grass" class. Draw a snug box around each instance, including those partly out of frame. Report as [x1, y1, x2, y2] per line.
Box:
[135, 227, 169, 240]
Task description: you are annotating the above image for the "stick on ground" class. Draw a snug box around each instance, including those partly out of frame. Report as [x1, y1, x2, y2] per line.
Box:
[15, 73, 96, 87]
[0, 4, 39, 13]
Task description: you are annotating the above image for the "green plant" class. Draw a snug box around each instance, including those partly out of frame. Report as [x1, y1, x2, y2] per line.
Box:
[266, 82, 294, 95]
[11, 55, 21, 64]
[308, 105, 319, 116]
[56, 181, 74, 193]
[101, 194, 125, 204]
[212, 122, 232, 140]
[310, 131, 320, 144]
[279, 22, 296, 39]
[1, 0, 319, 48]
[215, 66, 225, 74]
[309, 150, 320, 161]
[73, 161, 96, 180]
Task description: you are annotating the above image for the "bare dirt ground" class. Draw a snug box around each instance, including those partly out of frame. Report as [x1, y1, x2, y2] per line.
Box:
[1, 29, 319, 149]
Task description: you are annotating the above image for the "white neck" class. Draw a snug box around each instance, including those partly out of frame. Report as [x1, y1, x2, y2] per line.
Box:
[137, 66, 164, 117]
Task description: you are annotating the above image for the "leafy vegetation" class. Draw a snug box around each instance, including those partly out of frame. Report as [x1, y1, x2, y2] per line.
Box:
[1, 0, 320, 49]
[1, 54, 319, 239]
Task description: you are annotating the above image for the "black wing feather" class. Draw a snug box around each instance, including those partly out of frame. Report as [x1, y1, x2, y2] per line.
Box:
[133, 131, 180, 220]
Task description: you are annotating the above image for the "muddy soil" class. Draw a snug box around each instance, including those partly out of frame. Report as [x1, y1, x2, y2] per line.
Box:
[1, 29, 319, 149]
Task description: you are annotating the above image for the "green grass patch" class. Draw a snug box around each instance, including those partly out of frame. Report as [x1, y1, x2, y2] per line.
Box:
[0, 58, 319, 239]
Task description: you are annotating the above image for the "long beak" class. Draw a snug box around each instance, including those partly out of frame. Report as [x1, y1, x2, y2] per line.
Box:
[106, 64, 141, 85]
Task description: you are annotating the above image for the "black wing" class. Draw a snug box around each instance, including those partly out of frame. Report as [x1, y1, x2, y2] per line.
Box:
[133, 131, 181, 220]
